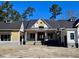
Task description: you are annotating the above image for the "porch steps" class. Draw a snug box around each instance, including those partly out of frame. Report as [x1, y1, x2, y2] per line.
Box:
[26, 41, 42, 45]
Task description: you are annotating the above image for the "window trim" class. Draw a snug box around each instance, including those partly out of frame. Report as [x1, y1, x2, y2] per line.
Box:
[1, 35, 11, 41]
[70, 33, 75, 40]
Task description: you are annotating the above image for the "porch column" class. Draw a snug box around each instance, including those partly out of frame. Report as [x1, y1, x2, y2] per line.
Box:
[60, 29, 63, 45]
[45, 32, 47, 39]
[35, 32, 37, 43]
[0, 34, 0, 41]
[25, 32, 27, 41]
[45, 32, 48, 41]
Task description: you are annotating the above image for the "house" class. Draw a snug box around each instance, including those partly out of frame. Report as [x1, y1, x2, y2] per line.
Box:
[0, 18, 79, 48]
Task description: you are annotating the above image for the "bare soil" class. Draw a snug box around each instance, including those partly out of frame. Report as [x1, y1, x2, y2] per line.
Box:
[0, 45, 78, 58]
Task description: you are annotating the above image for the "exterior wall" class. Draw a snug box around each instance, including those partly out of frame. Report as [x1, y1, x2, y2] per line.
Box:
[77, 27, 79, 47]
[67, 30, 76, 48]
[11, 32, 20, 42]
[32, 19, 48, 28]
[38, 19, 47, 27]
[0, 31, 20, 45]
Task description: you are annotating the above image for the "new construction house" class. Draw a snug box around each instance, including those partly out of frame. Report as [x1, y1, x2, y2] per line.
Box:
[0, 18, 79, 48]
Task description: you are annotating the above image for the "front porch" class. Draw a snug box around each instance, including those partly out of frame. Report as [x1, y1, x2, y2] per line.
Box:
[24, 29, 64, 46]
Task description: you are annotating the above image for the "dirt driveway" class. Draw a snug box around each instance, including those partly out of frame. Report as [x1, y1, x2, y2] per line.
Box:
[0, 45, 78, 58]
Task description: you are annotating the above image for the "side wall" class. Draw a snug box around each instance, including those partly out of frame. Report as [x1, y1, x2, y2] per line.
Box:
[67, 29, 77, 48]
[11, 32, 20, 42]
[0, 31, 20, 45]
[11, 31, 20, 45]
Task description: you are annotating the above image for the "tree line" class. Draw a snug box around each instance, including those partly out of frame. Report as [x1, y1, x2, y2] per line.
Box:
[0, 1, 78, 22]
[0, 1, 35, 22]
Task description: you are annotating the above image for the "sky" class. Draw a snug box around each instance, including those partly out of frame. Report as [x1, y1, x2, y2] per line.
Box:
[0, 1, 79, 20]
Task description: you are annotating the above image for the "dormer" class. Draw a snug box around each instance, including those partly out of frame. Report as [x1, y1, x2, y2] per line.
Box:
[68, 17, 77, 21]
[4, 17, 13, 23]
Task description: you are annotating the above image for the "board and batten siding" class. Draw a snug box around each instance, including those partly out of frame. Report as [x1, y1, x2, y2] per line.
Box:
[11, 32, 20, 41]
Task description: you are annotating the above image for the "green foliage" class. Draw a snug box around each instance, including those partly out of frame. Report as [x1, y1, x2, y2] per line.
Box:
[0, 1, 21, 22]
[22, 6, 35, 19]
[0, 2, 36, 22]
[50, 4, 62, 19]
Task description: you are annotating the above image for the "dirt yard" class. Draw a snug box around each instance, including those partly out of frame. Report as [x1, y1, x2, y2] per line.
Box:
[0, 45, 78, 58]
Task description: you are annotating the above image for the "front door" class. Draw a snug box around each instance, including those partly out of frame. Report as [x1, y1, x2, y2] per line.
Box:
[37, 32, 45, 41]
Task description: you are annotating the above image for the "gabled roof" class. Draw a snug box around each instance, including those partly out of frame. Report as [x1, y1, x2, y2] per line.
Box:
[0, 19, 77, 30]
[57, 20, 75, 28]
[74, 19, 79, 27]
[44, 20, 75, 28]
[26, 19, 54, 29]
[0, 22, 21, 29]
[26, 20, 37, 29]
[41, 20, 52, 28]
[45, 20, 60, 28]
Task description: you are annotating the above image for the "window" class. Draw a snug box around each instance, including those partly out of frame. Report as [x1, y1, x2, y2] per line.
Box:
[1, 35, 11, 41]
[70, 33, 74, 40]
[39, 26, 44, 28]
[48, 33, 53, 39]
[30, 33, 35, 39]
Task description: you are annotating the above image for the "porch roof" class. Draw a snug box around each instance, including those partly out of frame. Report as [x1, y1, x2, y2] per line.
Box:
[25, 20, 76, 29]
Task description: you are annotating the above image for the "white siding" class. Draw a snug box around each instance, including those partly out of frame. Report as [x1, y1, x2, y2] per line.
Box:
[67, 30, 76, 48]
[77, 27, 79, 43]
[31, 19, 48, 29]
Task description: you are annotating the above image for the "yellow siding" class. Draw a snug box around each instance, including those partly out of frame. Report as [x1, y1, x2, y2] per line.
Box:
[38, 20, 45, 26]
[11, 32, 20, 41]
